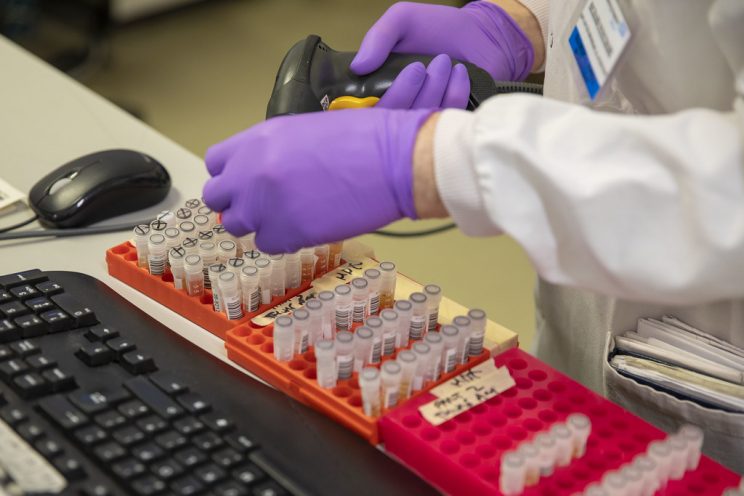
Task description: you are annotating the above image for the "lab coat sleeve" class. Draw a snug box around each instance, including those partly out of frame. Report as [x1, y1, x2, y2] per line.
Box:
[434, 95, 744, 305]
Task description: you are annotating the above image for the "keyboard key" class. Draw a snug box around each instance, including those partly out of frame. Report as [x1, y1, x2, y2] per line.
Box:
[131, 475, 167, 495]
[86, 324, 119, 342]
[155, 430, 187, 451]
[26, 296, 54, 312]
[177, 393, 211, 415]
[151, 458, 184, 480]
[74, 425, 108, 446]
[195, 463, 226, 486]
[118, 399, 150, 419]
[10, 284, 39, 300]
[12, 372, 51, 398]
[37, 395, 89, 429]
[224, 433, 257, 453]
[40, 309, 72, 332]
[215, 481, 249, 496]
[175, 447, 208, 468]
[35, 280, 63, 296]
[0, 358, 29, 380]
[137, 415, 168, 435]
[80, 483, 111, 496]
[212, 447, 243, 468]
[174, 416, 205, 436]
[232, 463, 266, 485]
[26, 354, 56, 370]
[0, 406, 27, 425]
[14, 314, 47, 337]
[150, 370, 189, 395]
[93, 441, 126, 462]
[0, 345, 12, 360]
[10, 340, 40, 357]
[132, 442, 166, 463]
[112, 425, 146, 446]
[0, 301, 30, 318]
[121, 350, 157, 375]
[107, 337, 136, 356]
[252, 481, 288, 496]
[76, 342, 114, 367]
[171, 475, 204, 496]
[34, 436, 64, 458]
[193, 431, 223, 452]
[42, 367, 76, 392]
[112, 458, 146, 480]
[0, 319, 19, 342]
[17, 421, 45, 441]
[68, 390, 112, 414]
[125, 376, 183, 419]
[0, 270, 47, 289]
[0, 290, 11, 303]
[200, 411, 234, 433]
[51, 293, 97, 327]
[95, 410, 127, 430]
[52, 455, 85, 480]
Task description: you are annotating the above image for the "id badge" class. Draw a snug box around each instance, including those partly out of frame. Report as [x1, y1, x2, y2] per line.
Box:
[567, 0, 633, 102]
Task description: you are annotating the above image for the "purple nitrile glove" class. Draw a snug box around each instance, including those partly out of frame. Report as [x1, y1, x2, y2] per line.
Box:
[350, 1, 534, 82]
[202, 108, 434, 254]
[377, 54, 470, 109]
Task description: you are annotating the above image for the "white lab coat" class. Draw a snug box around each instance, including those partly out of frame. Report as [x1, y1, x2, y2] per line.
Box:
[434, 0, 744, 472]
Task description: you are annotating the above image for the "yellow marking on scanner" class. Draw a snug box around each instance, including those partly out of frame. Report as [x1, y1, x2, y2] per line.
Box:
[328, 96, 380, 110]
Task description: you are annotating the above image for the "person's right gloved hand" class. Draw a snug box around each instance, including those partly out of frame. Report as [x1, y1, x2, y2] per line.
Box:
[350, 1, 534, 82]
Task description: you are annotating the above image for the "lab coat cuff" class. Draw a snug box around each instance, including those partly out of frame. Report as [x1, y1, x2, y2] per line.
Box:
[517, 0, 549, 72]
[434, 110, 501, 237]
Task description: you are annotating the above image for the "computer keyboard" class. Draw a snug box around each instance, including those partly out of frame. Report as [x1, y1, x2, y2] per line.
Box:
[0, 270, 433, 496]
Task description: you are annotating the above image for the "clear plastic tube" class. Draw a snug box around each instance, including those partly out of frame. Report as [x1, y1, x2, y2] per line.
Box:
[409, 292, 428, 341]
[285, 251, 301, 289]
[534, 432, 557, 477]
[254, 258, 273, 304]
[467, 308, 487, 356]
[363, 268, 381, 315]
[583, 483, 610, 496]
[549, 422, 573, 467]
[380, 309, 399, 357]
[499, 451, 526, 496]
[243, 249, 262, 265]
[218, 272, 243, 320]
[184, 198, 201, 209]
[631, 454, 659, 496]
[156, 210, 176, 228]
[423, 284, 442, 333]
[397, 350, 417, 401]
[273, 316, 295, 362]
[212, 224, 228, 244]
[647, 440, 672, 487]
[150, 218, 168, 233]
[411, 342, 431, 391]
[227, 257, 245, 277]
[192, 214, 210, 231]
[304, 299, 324, 346]
[566, 413, 591, 458]
[620, 466, 644, 496]
[198, 230, 214, 242]
[270, 254, 286, 298]
[317, 290, 335, 339]
[601, 471, 628, 496]
[381, 360, 402, 410]
[335, 331, 354, 380]
[178, 220, 196, 238]
[240, 266, 260, 313]
[217, 240, 237, 263]
[133, 225, 150, 268]
[169, 247, 187, 290]
[314, 244, 330, 276]
[147, 234, 167, 275]
[365, 316, 384, 365]
[517, 442, 540, 486]
[351, 278, 369, 324]
[164, 227, 181, 254]
[453, 315, 472, 365]
[300, 248, 315, 285]
[354, 326, 374, 372]
[315, 339, 337, 389]
[328, 241, 344, 270]
[393, 300, 413, 348]
[238, 233, 255, 254]
[666, 436, 688, 480]
[378, 261, 397, 310]
[182, 237, 199, 256]
[359, 367, 381, 417]
[334, 284, 352, 333]
[440, 325, 460, 374]
[423, 331, 444, 382]
[293, 308, 310, 354]
[677, 424, 704, 470]
[197, 205, 216, 226]
[208, 263, 227, 312]
[176, 207, 192, 220]
[198, 242, 217, 290]
[184, 254, 204, 297]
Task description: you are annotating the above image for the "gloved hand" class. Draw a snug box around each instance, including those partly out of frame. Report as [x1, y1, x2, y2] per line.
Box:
[350, 1, 534, 82]
[377, 54, 470, 109]
[202, 108, 434, 253]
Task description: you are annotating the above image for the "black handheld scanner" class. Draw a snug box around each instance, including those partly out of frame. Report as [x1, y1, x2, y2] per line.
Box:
[266, 35, 541, 119]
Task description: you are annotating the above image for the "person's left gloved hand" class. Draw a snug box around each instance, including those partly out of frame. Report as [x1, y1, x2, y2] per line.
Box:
[202, 108, 434, 253]
[377, 54, 470, 109]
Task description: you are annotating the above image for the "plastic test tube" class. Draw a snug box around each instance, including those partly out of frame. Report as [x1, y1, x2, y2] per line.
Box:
[499, 451, 527, 496]
[677, 424, 703, 470]
[243, 249, 262, 265]
[212, 224, 228, 243]
[198, 242, 217, 289]
[218, 272, 243, 320]
[133, 224, 150, 268]
[198, 230, 214, 242]
[353, 326, 374, 372]
[300, 248, 315, 285]
[182, 237, 199, 256]
[396, 350, 417, 401]
[517, 442, 540, 486]
[304, 299, 324, 346]
[468, 308, 487, 357]
[380, 360, 402, 410]
[393, 300, 413, 348]
[423, 284, 442, 333]
[164, 227, 181, 254]
[150, 218, 167, 233]
[411, 342, 431, 391]
[601, 471, 629, 496]
[192, 214, 210, 231]
[179, 221, 195, 239]
[363, 268, 381, 315]
[647, 440, 672, 487]
[453, 315, 472, 365]
[315, 339, 337, 389]
[335, 331, 354, 380]
[440, 325, 460, 374]
[350, 278, 369, 324]
[631, 455, 659, 496]
[378, 261, 397, 310]
[227, 257, 245, 277]
[317, 290, 335, 339]
[409, 292, 428, 341]
[147, 234, 167, 275]
[328, 241, 344, 269]
[566, 413, 591, 458]
[184, 254, 204, 296]
[549, 422, 573, 467]
[359, 367, 381, 417]
[217, 240, 237, 263]
[168, 247, 187, 290]
[184, 198, 201, 209]
[583, 483, 610, 496]
[284, 251, 301, 289]
[666, 435, 688, 480]
[292, 308, 310, 354]
[534, 432, 558, 477]
[334, 285, 352, 332]
[156, 210, 176, 228]
[380, 309, 399, 357]
[620, 466, 644, 496]
[365, 316, 384, 365]
[197, 205, 216, 225]
[176, 207, 192, 220]
[238, 233, 255, 254]
[423, 331, 443, 382]
[270, 254, 286, 298]
[314, 244, 330, 276]
[273, 316, 295, 362]
[254, 258, 273, 304]
[239, 266, 260, 313]
[208, 263, 227, 312]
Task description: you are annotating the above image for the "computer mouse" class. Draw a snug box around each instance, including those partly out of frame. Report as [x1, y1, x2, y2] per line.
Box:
[29, 149, 171, 228]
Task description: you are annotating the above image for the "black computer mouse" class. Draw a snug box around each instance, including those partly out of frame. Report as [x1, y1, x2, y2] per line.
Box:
[29, 149, 171, 228]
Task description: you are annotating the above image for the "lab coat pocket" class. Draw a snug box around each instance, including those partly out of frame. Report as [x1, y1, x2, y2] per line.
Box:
[602, 333, 744, 474]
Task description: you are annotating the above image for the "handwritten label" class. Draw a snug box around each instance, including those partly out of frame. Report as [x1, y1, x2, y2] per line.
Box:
[429, 359, 499, 398]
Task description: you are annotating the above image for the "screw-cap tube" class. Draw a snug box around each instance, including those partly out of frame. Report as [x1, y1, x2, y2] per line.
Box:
[315, 339, 337, 389]
[354, 326, 374, 372]
[292, 308, 310, 354]
[363, 268, 381, 315]
[304, 299, 324, 346]
[359, 367, 381, 417]
[423, 331, 443, 382]
[380, 309, 399, 357]
[273, 316, 295, 362]
[423, 284, 442, 333]
[440, 325, 460, 374]
[365, 317, 384, 365]
[218, 271, 243, 320]
[393, 300, 413, 348]
[378, 261, 396, 310]
[381, 361, 402, 410]
[169, 247, 187, 290]
[411, 342, 431, 391]
[240, 266, 260, 313]
[397, 350, 417, 401]
[334, 285, 352, 333]
[351, 278, 369, 324]
[453, 316, 472, 365]
[184, 254, 204, 296]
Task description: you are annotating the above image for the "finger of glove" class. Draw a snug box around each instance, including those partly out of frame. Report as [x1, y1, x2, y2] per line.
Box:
[220, 207, 254, 238]
[377, 61, 427, 109]
[441, 63, 471, 109]
[204, 127, 255, 176]
[411, 54, 453, 108]
[350, 6, 408, 75]
[202, 176, 232, 213]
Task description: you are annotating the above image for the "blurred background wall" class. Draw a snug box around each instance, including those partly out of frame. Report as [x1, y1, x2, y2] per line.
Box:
[1, 0, 537, 348]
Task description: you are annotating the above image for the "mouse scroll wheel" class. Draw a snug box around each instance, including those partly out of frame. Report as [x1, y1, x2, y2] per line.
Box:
[48, 171, 79, 195]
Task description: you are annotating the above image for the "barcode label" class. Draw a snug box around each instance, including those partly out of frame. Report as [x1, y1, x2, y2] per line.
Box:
[461, 337, 471, 364]
[382, 331, 396, 356]
[335, 304, 351, 332]
[173, 274, 184, 290]
[244, 288, 260, 313]
[368, 291, 380, 315]
[443, 347, 457, 373]
[203, 268, 211, 289]
[224, 295, 243, 320]
[427, 309, 438, 332]
[469, 332, 484, 356]
[430, 355, 441, 381]
[148, 255, 166, 275]
[409, 315, 426, 340]
[212, 290, 222, 312]
[261, 288, 271, 304]
[352, 300, 367, 323]
[412, 375, 423, 391]
[337, 355, 353, 380]
[369, 338, 382, 364]
[383, 386, 398, 409]
[296, 330, 308, 354]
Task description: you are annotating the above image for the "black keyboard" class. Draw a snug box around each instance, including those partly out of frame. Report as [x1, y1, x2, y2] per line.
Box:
[0, 270, 433, 496]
